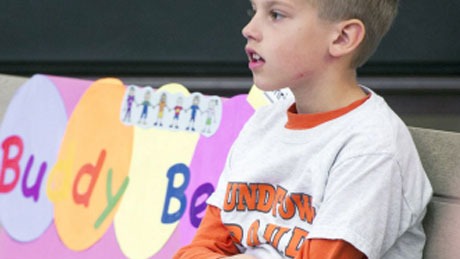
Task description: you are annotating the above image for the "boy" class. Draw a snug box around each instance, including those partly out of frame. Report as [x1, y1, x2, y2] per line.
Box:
[174, 0, 432, 258]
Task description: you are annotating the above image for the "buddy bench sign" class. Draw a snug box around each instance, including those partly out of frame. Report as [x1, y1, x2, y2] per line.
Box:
[0, 74, 290, 258]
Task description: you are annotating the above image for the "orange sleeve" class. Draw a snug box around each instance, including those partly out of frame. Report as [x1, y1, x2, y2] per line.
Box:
[173, 205, 240, 259]
[295, 239, 367, 259]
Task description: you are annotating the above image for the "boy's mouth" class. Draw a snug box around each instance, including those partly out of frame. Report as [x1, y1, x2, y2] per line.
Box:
[251, 53, 263, 62]
[246, 48, 265, 69]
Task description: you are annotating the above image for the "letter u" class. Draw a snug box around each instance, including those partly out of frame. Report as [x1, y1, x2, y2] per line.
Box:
[223, 183, 237, 211]
[22, 155, 47, 202]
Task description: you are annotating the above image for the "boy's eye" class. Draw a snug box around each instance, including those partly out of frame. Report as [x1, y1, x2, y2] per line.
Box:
[269, 10, 284, 20]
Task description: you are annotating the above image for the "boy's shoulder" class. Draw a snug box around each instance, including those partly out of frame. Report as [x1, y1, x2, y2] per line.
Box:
[244, 87, 414, 155]
[332, 89, 416, 160]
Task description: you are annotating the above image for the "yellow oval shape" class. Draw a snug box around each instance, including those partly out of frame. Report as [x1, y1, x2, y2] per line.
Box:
[114, 83, 200, 259]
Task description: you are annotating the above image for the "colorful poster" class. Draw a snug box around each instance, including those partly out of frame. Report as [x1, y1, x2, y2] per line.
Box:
[0, 75, 267, 258]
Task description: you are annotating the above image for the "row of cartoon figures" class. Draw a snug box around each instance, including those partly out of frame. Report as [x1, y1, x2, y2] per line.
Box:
[120, 85, 222, 137]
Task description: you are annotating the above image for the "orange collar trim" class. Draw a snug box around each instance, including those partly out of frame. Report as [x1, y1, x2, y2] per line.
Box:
[285, 94, 371, 130]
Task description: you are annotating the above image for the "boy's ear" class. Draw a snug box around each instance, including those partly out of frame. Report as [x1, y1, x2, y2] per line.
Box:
[329, 19, 365, 58]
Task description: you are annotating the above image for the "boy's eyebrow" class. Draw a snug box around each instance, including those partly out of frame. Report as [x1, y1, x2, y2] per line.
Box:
[251, 0, 295, 9]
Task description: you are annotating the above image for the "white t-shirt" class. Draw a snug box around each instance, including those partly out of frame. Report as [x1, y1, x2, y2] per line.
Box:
[207, 88, 432, 259]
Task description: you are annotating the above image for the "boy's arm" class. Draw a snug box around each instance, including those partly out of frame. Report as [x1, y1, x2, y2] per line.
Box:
[173, 205, 240, 259]
[295, 239, 367, 259]
[174, 206, 365, 259]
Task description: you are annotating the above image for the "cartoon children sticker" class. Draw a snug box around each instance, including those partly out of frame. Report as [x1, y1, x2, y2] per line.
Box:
[202, 99, 218, 134]
[122, 86, 136, 123]
[138, 90, 152, 125]
[120, 85, 222, 136]
[185, 95, 201, 132]
[169, 96, 184, 129]
[153, 92, 168, 127]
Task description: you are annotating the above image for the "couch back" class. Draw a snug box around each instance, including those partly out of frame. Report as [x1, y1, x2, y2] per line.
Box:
[409, 127, 460, 259]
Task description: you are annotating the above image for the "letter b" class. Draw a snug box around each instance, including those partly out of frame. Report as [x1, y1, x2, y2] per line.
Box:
[161, 163, 190, 224]
[0, 136, 23, 193]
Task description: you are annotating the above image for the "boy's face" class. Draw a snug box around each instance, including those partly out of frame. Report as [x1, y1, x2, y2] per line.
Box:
[243, 0, 335, 91]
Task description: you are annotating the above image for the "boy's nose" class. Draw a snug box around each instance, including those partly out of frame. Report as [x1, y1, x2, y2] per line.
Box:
[242, 18, 260, 41]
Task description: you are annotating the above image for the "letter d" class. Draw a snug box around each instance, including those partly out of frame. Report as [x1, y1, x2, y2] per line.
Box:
[72, 150, 105, 207]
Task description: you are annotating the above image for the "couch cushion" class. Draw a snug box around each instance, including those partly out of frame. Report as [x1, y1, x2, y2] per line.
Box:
[0, 74, 28, 122]
[410, 127, 460, 198]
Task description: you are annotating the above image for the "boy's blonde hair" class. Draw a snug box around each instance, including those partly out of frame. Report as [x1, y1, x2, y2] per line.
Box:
[310, 0, 399, 68]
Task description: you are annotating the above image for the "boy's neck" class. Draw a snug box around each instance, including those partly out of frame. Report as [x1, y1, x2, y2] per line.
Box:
[289, 68, 367, 114]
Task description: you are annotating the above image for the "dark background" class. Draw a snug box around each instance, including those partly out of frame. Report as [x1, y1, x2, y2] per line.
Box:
[0, 0, 459, 77]
[1, 1, 459, 132]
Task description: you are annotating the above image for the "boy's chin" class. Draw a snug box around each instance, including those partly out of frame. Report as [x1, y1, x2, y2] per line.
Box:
[253, 80, 286, 92]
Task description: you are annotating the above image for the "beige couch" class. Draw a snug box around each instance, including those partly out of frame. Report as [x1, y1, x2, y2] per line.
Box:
[410, 127, 460, 259]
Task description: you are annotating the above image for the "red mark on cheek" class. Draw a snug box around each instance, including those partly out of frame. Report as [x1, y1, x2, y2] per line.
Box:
[295, 72, 306, 80]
